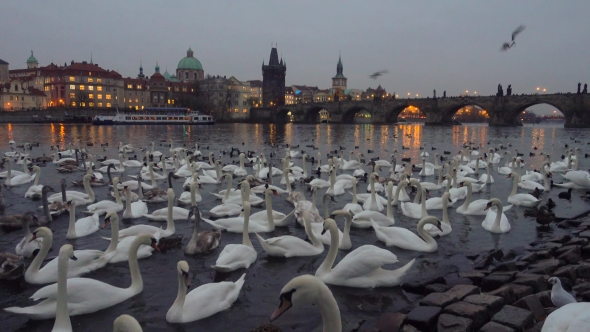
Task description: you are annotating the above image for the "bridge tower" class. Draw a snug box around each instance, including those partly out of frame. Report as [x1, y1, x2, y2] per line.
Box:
[262, 45, 286, 108]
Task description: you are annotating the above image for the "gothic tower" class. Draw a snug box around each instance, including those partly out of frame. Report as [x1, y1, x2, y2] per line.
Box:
[262, 45, 286, 108]
[331, 54, 347, 90]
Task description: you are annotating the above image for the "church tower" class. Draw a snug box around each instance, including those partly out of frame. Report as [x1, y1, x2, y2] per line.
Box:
[137, 61, 145, 79]
[331, 54, 347, 90]
[262, 45, 286, 108]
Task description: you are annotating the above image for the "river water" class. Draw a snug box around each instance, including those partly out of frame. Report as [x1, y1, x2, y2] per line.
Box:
[0, 123, 588, 331]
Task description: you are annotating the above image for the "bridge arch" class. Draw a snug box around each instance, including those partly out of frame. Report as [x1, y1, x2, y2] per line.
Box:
[386, 104, 425, 123]
[304, 106, 331, 123]
[342, 106, 371, 123]
[275, 108, 292, 123]
[510, 102, 565, 126]
[441, 103, 489, 124]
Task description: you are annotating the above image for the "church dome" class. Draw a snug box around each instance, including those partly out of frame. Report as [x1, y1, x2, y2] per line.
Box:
[27, 51, 38, 64]
[177, 48, 203, 71]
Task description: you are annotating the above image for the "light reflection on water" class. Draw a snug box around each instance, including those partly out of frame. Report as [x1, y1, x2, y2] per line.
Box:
[0, 123, 588, 332]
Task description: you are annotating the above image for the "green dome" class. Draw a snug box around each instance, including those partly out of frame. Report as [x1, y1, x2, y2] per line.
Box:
[27, 51, 38, 64]
[177, 48, 203, 71]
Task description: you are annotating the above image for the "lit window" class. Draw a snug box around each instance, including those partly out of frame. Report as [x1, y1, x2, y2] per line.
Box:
[97, 86, 102, 91]
[127, 84, 132, 89]
[234, 108, 238, 113]
[96, 78, 102, 83]
[71, 101, 76, 106]
[44, 86, 50, 91]
[106, 94, 111, 100]
[88, 78, 93, 83]
[88, 94, 94, 99]
[79, 85, 85, 91]
[106, 103, 111, 107]
[98, 102, 103, 107]
[69, 93, 75, 99]
[88, 72, 92, 76]
[97, 94, 102, 99]
[135, 99, 138, 103]
[69, 76, 75, 82]
[88, 86, 94, 91]
[137, 85, 142, 89]
[89, 102, 95, 107]
[70, 85, 76, 90]
[243, 109, 247, 113]
[81, 102, 86, 107]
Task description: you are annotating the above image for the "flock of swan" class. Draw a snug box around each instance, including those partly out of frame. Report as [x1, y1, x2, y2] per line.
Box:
[0, 137, 588, 331]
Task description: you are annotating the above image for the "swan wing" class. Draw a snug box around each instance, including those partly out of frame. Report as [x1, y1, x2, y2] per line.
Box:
[329, 245, 397, 279]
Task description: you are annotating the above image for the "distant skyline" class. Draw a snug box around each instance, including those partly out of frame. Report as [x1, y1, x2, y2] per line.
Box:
[2, 1, 588, 115]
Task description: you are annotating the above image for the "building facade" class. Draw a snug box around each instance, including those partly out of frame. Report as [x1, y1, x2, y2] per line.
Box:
[200, 75, 251, 120]
[0, 59, 8, 85]
[0, 77, 48, 110]
[262, 46, 286, 107]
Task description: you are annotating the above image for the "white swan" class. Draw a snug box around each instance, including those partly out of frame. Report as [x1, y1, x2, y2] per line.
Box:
[122, 186, 148, 219]
[83, 177, 123, 216]
[294, 186, 323, 226]
[178, 180, 202, 206]
[113, 314, 143, 332]
[401, 180, 429, 219]
[250, 187, 294, 227]
[24, 166, 43, 199]
[211, 203, 257, 272]
[205, 201, 273, 233]
[372, 216, 442, 252]
[424, 192, 453, 236]
[363, 172, 384, 212]
[6, 235, 157, 319]
[456, 181, 512, 215]
[478, 161, 494, 184]
[142, 189, 193, 221]
[47, 174, 95, 206]
[256, 210, 324, 257]
[23, 227, 111, 284]
[541, 302, 590, 332]
[507, 172, 542, 207]
[270, 275, 342, 331]
[65, 200, 99, 239]
[113, 192, 175, 239]
[316, 218, 415, 287]
[50, 244, 74, 332]
[166, 261, 245, 323]
[326, 170, 346, 196]
[351, 181, 395, 228]
[482, 198, 511, 233]
[15, 212, 43, 257]
[233, 153, 248, 177]
[342, 177, 363, 215]
[102, 212, 157, 263]
[4, 157, 36, 187]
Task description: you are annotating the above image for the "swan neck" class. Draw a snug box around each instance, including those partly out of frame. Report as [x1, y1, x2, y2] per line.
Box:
[417, 219, 437, 246]
[128, 239, 144, 293]
[386, 185, 393, 218]
[318, 223, 339, 274]
[42, 188, 52, 222]
[54, 249, 72, 332]
[224, 176, 232, 200]
[494, 203, 503, 229]
[166, 195, 175, 232]
[67, 203, 76, 238]
[33, 168, 40, 186]
[28, 231, 52, 275]
[317, 284, 342, 332]
[83, 176, 95, 202]
[352, 179, 358, 204]
[442, 198, 450, 225]
[305, 215, 321, 247]
[171, 268, 187, 315]
[125, 189, 132, 211]
[510, 174, 518, 196]
[113, 182, 122, 205]
[106, 217, 119, 253]
[242, 210, 253, 247]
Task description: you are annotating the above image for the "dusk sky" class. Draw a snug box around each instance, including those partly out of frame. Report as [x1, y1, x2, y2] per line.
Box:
[2, 1, 589, 114]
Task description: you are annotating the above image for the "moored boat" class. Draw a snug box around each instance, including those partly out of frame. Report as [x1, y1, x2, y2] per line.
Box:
[92, 107, 214, 125]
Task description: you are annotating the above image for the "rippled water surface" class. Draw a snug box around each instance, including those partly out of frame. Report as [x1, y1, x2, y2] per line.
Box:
[0, 123, 588, 331]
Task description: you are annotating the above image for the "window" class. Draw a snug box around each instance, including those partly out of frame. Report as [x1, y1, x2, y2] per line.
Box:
[69, 76, 75, 82]
[9, 96, 13, 100]
[194, 73, 197, 80]
[233, 100, 238, 105]
[137, 85, 142, 89]
[135, 99, 138, 103]
[44, 86, 50, 91]
[80, 102, 86, 107]
[243, 101, 247, 106]
[106, 103, 111, 107]
[184, 72, 188, 79]
[106, 87, 110, 91]
[88, 78, 93, 83]
[182, 87, 187, 92]
[79, 85, 85, 91]
[106, 80, 111, 84]
[243, 109, 247, 113]
[98, 102, 103, 107]
[127, 84, 132, 89]
[88, 94, 94, 99]
[89, 102, 94, 107]
[69, 93, 75, 99]
[234, 108, 238, 113]
[97, 94, 102, 99]
[88, 86, 94, 91]
[14, 85, 18, 91]
[96, 78, 102, 83]
[106, 94, 111, 100]
[97, 86, 102, 91]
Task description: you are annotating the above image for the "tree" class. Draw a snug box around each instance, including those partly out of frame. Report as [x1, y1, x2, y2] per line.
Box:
[76, 91, 88, 108]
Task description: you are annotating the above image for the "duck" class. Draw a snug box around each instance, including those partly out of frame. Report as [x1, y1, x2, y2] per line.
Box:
[121, 186, 148, 220]
[185, 205, 221, 255]
[269, 275, 342, 331]
[0, 252, 24, 280]
[141, 172, 174, 203]
[14, 212, 43, 257]
[315, 218, 415, 287]
[371, 216, 442, 252]
[6, 235, 158, 319]
[351, 181, 395, 228]
[541, 302, 590, 332]
[482, 198, 511, 233]
[65, 200, 100, 239]
[211, 206, 257, 272]
[166, 261, 245, 323]
[23, 166, 44, 199]
[507, 172, 542, 207]
[256, 210, 324, 257]
[23, 227, 112, 284]
[83, 177, 124, 216]
[558, 188, 573, 200]
[401, 180, 429, 219]
[548, 277, 576, 308]
[2, 186, 52, 231]
[101, 212, 158, 263]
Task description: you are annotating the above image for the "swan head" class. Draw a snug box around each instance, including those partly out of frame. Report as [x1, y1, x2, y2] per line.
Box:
[187, 205, 200, 222]
[41, 186, 55, 194]
[66, 200, 76, 209]
[484, 198, 502, 211]
[321, 218, 338, 235]
[83, 173, 93, 183]
[30, 226, 52, 242]
[271, 275, 327, 322]
[177, 261, 191, 289]
[22, 211, 39, 225]
[102, 211, 119, 229]
[59, 244, 77, 261]
[419, 216, 443, 232]
[507, 172, 519, 180]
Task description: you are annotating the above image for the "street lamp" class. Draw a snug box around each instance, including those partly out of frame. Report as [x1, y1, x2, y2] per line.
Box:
[474, 91, 477, 95]
[415, 94, 419, 98]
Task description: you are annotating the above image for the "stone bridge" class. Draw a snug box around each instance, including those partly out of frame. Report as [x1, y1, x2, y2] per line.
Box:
[249, 93, 590, 127]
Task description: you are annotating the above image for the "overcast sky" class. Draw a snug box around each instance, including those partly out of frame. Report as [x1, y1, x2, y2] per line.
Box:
[2, 1, 589, 114]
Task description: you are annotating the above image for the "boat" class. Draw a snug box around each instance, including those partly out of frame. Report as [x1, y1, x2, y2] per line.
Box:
[92, 107, 215, 125]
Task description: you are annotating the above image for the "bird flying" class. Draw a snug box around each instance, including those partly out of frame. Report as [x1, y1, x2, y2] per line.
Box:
[369, 70, 388, 79]
[501, 25, 525, 51]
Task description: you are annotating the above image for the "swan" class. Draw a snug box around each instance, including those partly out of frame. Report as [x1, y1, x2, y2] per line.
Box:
[391, 179, 411, 206]
[372, 216, 442, 252]
[4, 158, 35, 187]
[419, 167, 444, 191]
[24, 166, 43, 199]
[166, 261, 245, 323]
[122, 187, 148, 219]
[316, 218, 415, 287]
[401, 180, 428, 219]
[363, 173, 384, 212]
[541, 302, 590, 332]
[48, 174, 95, 206]
[478, 161, 494, 184]
[98, 155, 125, 173]
[233, 153, 248, 177]
[294, 186, 323, 226]
[558, 169, 590, 189]
[23, 227, 112, 284]
[226, 180, 264, 206]
[326, 170, 346, 196]
[482, 198, 511, 233]
[141, 172, 173, 203]
[424, 188, 457, 210]
[322, 210, 354, 250]
[498, 158, 515, 175]
[207, 181, 245, 218]
[102, 212, 158, 263]
[50, 244, 74, 332]
[185, 206, 221, 255]
[178, 180, 202, 206]
[442, 174, 468, 201]
[123, 154, 143, 168]
[205, 201, 274, 233]
[256, 210, 324, 257]
[423, 192, 452, 236]
[83, 177, 124, 216]
[211, 205, 257, 272]
[15, 212, 43, 257]
[65, 200, 99, 239]
[250, 187, 294, 227]
[113, 314, 143, 332]
[518, 171, 545, 191]
[6, 235, 158, 319]
[351, 181, 395, 228]
[342, 177, 363, 215]
[507, 172, 542, 207]
[456, 181, 512, 215]
[342, 152, 361, 170]
[548, 277, 576, 308]
[116, 164, 157, 190]
[419, 158, 434, 176]
[142, 194, 194, 222]
[212, 174, 240, 201]
[270, 275, 342, 331]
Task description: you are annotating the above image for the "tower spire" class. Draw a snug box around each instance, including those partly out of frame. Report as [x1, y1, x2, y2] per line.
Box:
[90, 52, 93, 64]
